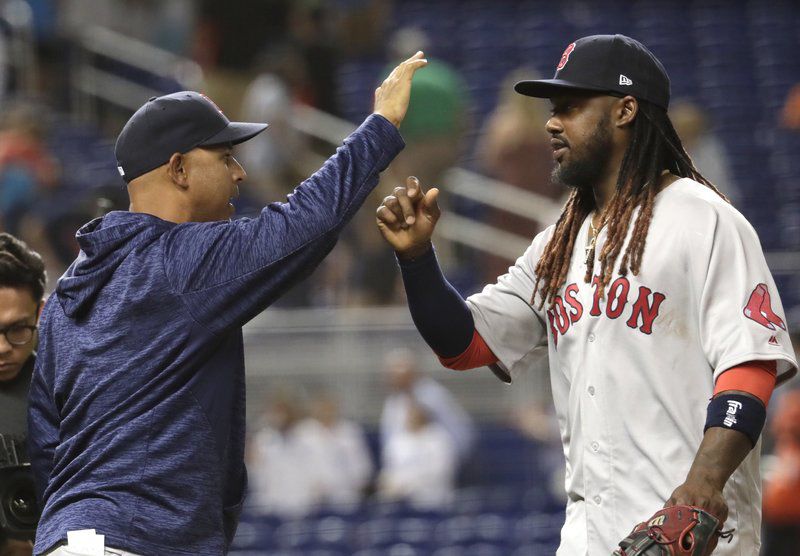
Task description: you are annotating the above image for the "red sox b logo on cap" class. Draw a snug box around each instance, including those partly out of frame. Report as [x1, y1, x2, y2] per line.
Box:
[557, 43, 576, 70]
[743, 283, 786, 331]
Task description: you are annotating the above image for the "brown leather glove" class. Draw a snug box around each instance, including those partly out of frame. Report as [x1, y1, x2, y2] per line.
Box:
[613, 505, 733, 555]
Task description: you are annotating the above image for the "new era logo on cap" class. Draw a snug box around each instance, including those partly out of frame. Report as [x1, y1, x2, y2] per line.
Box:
[619, 74, 633, 86]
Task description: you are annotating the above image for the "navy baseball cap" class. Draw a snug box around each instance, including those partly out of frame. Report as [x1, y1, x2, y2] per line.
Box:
[115, 91, 268, 183]
[515, 34, 671, 110]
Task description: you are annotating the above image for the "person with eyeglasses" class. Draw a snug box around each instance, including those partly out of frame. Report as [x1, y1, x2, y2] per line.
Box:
[0, 232, 45, 556]
[0, 231, 44, 407]
[0, 321, 38, 378]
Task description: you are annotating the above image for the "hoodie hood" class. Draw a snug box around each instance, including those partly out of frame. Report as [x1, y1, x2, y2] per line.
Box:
[57, 211, 173, 318]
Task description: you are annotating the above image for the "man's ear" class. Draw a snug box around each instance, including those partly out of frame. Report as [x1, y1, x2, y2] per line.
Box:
[166, 152, 189, 189]
[615, 95, 639, 128]
[36, 298, 45, 323]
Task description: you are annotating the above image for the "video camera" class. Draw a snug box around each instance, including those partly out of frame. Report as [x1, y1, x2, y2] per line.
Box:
[0, 434, 39, 543]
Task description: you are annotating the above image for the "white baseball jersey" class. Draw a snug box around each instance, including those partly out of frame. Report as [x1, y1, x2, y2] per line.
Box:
[467, 177, 798, 555]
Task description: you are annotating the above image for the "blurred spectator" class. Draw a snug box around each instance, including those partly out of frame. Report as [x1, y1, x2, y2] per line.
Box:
[288, 0, 340, 116]
[237, 39, 355, 307]
[384, 27, 468, 190]
[296, 392, 373, 508]
[670, 98, 739, 203]
[377, 400, 457, 509]
[369, 28, 470, 294]
[509, 400, 567, 506]
[781, 84, 800, 130]
[0, 18, 8, 104]
[195, 0, 289, 71]
[762, 388, 800, 553]
[306, 242, 359, 307]
[0, 101, 80, 278]
[0, 102, 58, 236]
[246, 390, 323, 518]
[478, 67, 560, 201]
[58, 0, 196, 55]
[333, 0, 391, 59]
[509, 401, 560, 445]
[339, 20, 477, 303]
[238, 55, 313, 203]
[196, 0, 341, 119]
[339, 207, 403, 306]
[193, 0, 291, 120]
[0, 540, 33, 556]
[477, 67, 564, 282]
[380, 348, 475, 467]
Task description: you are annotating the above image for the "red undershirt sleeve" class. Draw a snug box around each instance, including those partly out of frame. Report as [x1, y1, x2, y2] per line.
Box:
[714, 360, 778, 406]
[438, 330, 499, 371]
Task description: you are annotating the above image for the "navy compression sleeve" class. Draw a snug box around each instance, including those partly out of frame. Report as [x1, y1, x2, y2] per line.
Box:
[397, 246, 475, 358]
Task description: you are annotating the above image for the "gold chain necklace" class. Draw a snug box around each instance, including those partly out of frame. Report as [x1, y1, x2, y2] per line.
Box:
[585, 217, 602, 265]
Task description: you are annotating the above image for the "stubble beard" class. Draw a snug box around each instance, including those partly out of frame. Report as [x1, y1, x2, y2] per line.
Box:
[552, 115, 613, 192]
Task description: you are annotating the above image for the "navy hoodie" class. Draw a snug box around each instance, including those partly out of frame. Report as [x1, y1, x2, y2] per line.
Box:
[28, 115, 403, 555]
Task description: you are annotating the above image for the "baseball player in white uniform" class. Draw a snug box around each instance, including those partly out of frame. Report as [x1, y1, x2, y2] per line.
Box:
[375, 34, 798, 555]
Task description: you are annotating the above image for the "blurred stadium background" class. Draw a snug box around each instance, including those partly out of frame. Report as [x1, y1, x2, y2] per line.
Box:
[2, 0, 799, 554]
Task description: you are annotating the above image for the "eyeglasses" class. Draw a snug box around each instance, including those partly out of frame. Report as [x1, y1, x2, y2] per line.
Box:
[0, 324, 37, 346]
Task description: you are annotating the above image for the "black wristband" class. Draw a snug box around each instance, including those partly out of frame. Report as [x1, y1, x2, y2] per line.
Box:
[704, 393, 766, 448]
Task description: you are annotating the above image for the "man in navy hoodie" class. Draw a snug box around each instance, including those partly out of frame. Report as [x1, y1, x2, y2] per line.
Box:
[28, 52, 427, 556]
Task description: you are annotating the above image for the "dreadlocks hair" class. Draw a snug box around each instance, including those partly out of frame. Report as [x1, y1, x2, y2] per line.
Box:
[532, 98, 728, 309]
[0, 232, 46, 301]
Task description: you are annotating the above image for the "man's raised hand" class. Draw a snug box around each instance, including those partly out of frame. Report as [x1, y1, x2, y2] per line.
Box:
[376, 176, 440, 259]
[373, 52, 428, 128]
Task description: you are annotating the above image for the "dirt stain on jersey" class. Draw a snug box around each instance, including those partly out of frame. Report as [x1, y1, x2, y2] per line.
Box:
[654, 308, 687, 339]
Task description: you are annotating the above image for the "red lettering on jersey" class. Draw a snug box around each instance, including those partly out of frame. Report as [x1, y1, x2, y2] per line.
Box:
[626, 286, 666, 334]
[590, 274, 604, 316]
[549, 277, 668, 343]
[743, 283, 786, 331]
[547, 306, 559, 347]
[557, 42, 576, 70]
[564, 283, 583, 324]
[606, 277, 630, 319]
[547, 294, 572, 348]
[554, 296, 570, 335]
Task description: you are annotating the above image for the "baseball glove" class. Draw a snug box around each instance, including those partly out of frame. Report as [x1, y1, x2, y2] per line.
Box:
[612, 505, 734, 555]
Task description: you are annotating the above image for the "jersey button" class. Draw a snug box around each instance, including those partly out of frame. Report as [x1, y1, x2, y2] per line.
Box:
[594, 495, 602, 505]
[588, 386, 595, 396]
[591, 441, 600, 452]
[588, 333, 596, 342]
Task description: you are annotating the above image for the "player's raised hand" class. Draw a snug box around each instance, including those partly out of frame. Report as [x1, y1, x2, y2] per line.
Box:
[373, 51, 428, 128]
[376, 176, 440, 258]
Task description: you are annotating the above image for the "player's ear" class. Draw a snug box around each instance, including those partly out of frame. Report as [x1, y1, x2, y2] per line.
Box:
[615, 96, 638, 128]
[167, 152, 189, 190]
